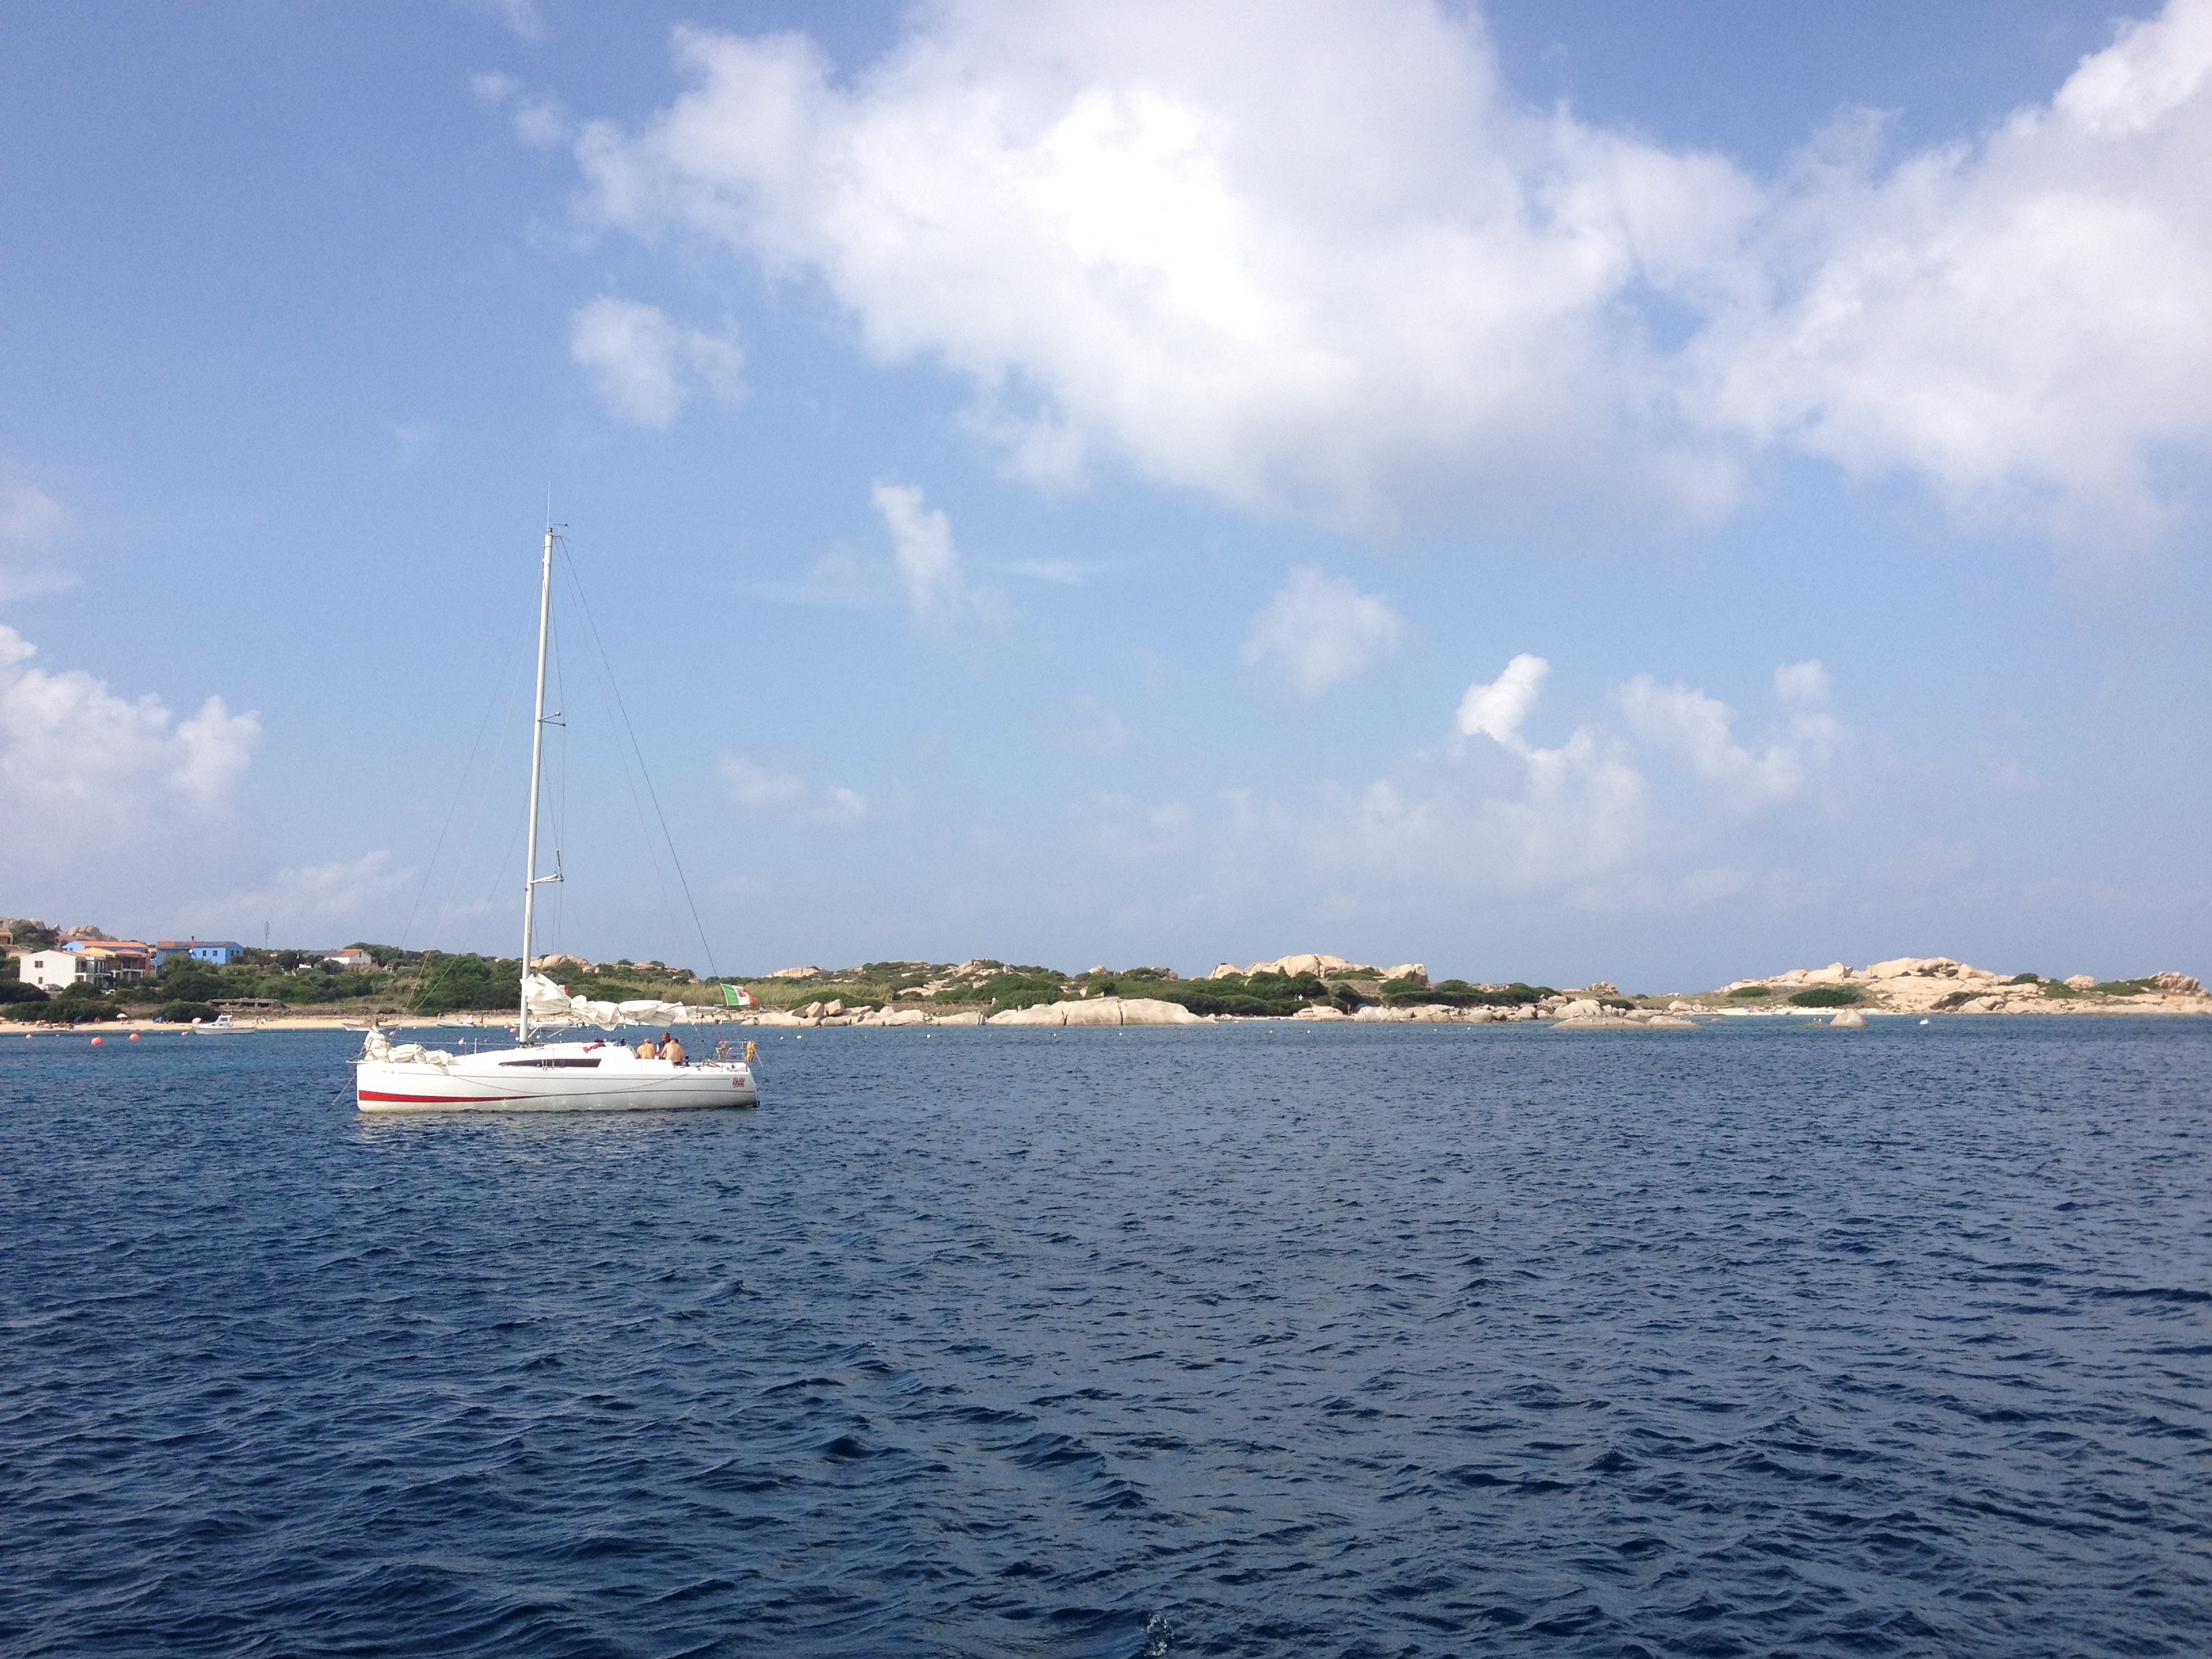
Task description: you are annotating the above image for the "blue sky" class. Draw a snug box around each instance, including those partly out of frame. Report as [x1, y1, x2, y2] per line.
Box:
[3, 0, 2207, 989]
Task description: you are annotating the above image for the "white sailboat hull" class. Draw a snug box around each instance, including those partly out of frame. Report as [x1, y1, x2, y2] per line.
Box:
[356, 1042, 758, 1113]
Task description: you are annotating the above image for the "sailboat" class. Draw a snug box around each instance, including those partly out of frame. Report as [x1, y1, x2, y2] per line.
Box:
[354, 527, 760, 1114]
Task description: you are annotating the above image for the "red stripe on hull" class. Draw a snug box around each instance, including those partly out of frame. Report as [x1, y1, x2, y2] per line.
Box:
[359, 1089, 531, 1103]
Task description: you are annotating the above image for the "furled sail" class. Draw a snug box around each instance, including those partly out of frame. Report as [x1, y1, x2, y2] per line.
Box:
[523, 972, 695, 1029]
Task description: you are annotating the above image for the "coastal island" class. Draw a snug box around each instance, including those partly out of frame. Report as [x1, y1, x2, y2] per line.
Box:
[3, 920, 2203, 1031]
[708, 952, 2210, 1029]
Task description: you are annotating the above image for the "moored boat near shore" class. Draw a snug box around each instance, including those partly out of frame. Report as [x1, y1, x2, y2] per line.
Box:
[352, 525, 756, 1115]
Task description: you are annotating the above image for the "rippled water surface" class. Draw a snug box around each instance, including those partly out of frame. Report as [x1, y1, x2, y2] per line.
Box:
[4, 1019, 2209, 1656]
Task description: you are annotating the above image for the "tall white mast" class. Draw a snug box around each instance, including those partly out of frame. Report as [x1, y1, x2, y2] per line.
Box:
[518, 524, 558, 1042]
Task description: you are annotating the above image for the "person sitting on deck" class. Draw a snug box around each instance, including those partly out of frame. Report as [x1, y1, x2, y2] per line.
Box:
[635, 1036, 659, 1060]
[661, 1031, 685, 1066]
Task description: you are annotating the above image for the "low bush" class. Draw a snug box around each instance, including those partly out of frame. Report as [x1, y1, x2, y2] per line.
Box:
[1384, 980, 1555, 1009]
[158, 1000, 219, 1023]
[2041, 981, 2078, 998]
[2007, 973, 2041, 985]
[2091, 978, 2155, 996]
[18, 1000, 123, 1023]
[1727, 985, 1771, 998]
[0, 980, 49, 1005]
[1141, 975, 1333, 1018]
[413, 954, 523, 1015]
[1788, 986, 1863, 1008]
[969, 972, 1070, 1010]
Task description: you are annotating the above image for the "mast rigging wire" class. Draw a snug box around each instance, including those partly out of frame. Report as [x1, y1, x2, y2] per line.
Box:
[557, 543, 720, 982]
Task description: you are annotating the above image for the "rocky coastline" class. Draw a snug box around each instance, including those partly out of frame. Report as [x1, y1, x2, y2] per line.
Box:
[716, 953, 2210, 1030]
[13, 948, 2202, 1035]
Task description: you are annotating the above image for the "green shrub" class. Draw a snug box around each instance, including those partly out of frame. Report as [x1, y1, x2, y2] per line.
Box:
[2091, 979, 2154, 996]
[1136, 977, 1329, 1018]
[43, 1001, 121, 1022]
[3, 1002, 56, 1023]
[1385, 980, 1555, 1009]
[1788, 986, 1863, 1008]
[1727, 985, 1771, 998]
[413, 954, 522, 1014]
[565, 972, 651, 1003]
[970, 972, 1068, 1010]
[2007, 973, 2041, 985]
[158, 1001, 219, 1023]
[0, 980, 48, 1005]
[155, 958, 227, 1003]
[2040, 981, 2078, 998]
[1211, 995, 1286, 1018]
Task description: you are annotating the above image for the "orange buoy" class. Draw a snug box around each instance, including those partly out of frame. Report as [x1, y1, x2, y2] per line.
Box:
[129, 1031, 142, 1041]
[91, 1036, 104, 1045]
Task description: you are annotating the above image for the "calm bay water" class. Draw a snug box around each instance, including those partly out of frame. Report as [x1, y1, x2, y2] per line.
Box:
[3, 1019, 2208, 1657]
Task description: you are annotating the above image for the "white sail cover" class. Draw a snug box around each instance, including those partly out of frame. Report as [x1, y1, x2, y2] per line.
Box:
[523, 972, 695, 1029]
[360, 1027, 453, 1066]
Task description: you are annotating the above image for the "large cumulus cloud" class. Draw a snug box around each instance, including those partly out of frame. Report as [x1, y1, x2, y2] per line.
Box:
[575, 0, 2212, 546]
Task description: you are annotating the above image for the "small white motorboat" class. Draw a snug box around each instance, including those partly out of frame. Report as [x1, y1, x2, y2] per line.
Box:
[184, 1014, 260, 1035]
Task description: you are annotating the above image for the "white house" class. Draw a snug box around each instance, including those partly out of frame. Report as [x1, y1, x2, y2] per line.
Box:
[24, 950, 95, 991]
[325, 948, 376, 971]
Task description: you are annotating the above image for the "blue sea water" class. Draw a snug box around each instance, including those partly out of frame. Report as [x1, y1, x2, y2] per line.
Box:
[2, 1018, 2208, 1658]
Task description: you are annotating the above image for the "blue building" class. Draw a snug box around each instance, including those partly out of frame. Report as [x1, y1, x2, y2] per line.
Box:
[152, 939, 245, 966]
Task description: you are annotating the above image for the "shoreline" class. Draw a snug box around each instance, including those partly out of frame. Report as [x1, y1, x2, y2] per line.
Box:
[14, 1004, 2210, 1036]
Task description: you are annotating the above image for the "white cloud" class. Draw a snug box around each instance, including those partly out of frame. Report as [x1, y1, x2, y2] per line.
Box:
[1455, 651, 1549, 750]
[577, 3, 1697, 531]
[0, 625, 259, 827]
[1773, 658, 1832, 707]
[184, 852, 403, 940]
[568, 295, 745, 428]
[1439, 654, 1656, 893]
[577, 0, 2212, 545]
[392, 421, 438, 461]
[1047, 692, 1133, 756]
[472, 70, 568, 146]
[1, 466, 74, 600]
[1617, 657, 1847, 816]
[720, 753, 865, 825]
[1421, 651, 1858, 895]
[466, 0, 544, 43]
[1619, 678, 1803, 810]
[872, 482, 1003, 628]
[1685, 1, 2212, 545]
[0, 472, 64, 544]
[1241, 567, 1406, 697]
